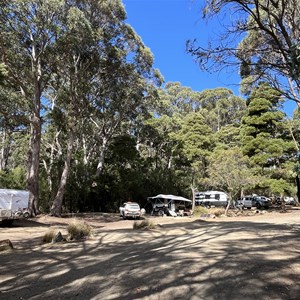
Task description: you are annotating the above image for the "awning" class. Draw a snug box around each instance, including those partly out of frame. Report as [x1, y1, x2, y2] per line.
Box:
[147, 194, 192, 203]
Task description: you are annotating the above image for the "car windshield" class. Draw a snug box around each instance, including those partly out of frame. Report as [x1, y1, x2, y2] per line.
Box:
[128, 204, 139, 209]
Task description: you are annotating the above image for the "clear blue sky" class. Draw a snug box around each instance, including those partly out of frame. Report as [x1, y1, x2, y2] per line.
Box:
[123, 0, 296, 115]
[123, 0, 241, 94]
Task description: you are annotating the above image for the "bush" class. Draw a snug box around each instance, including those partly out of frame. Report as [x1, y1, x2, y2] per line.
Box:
[42, 230, 56, 244]
[210, 207, 225, 217]
[192, 206, 209, 216]
[133, 219, 156, 230]
[67, 221, 92, 240]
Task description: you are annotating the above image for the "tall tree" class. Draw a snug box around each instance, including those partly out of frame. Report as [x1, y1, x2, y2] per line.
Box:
[187, 0, 300, 105]
[0, 0, 66, 215]
[172, 112, 214, 209]
[207, 147, 257, 214]
[240, 82, 296, 195]
[198, 88, 247, 132]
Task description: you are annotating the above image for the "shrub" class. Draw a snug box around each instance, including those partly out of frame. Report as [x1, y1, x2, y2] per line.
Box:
[67, 221, 92, 240]
[210, 207, 225, 217]
[192, 206, 209, 216]
[42, 230, 56, 244]
[133, 219, 156, 230]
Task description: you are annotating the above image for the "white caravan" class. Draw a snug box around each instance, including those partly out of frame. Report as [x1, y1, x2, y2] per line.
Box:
[195, 191, 228, 207]
[0, 189, 30, 225]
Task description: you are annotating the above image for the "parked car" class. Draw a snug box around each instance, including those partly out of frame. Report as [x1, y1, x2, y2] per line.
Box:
[119, 202, 141, 219]
[273, 196, 296, 206]
[284, 197, 296, 206]
[237, 195, 270, 209]
[253, 196, 270, 209]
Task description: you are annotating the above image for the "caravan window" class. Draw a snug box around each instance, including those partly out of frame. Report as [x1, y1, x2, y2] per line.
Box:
[215, 194, 220, 200]
[205, 194, 210, 199]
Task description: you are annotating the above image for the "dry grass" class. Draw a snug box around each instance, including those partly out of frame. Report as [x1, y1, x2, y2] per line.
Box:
[42, 230, 56, 244]
[209, 207, 226, 217]
[67, 221, 92, 240]
[133, 219, 156, 230]
[193, 206, 209, 216]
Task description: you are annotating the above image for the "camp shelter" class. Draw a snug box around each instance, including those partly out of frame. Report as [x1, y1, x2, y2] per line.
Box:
[147, 194, 192, 216]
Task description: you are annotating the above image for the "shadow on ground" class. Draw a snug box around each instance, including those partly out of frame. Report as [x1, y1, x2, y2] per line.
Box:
[0, 218, 300, 300]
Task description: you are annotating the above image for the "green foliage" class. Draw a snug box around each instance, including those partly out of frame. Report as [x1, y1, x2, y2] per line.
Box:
[0, 167, 26, 189]
[241, 83, 293, 171]
[207, 147, 257, 199]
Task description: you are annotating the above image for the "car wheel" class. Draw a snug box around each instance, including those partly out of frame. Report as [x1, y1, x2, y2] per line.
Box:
[23, 212, 30, 218]
[256, 203, 261, 209]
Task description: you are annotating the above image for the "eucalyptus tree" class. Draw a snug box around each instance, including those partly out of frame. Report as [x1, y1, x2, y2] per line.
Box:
[0, 0, 66, 215]
[198, 88, 247, 132]
[207, 147, 257, 214]
[187, 0, 300, 105]
[171, 112, 215, 208]
[158, 82, 202, 116]
[0, 64, 26, 171]
[48, 2, 103, 216]
[46, 0, 161, 215]
[89, 19, 162, 177]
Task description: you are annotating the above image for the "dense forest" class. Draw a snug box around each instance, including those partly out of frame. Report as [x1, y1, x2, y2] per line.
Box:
[0, 0, 300, 216]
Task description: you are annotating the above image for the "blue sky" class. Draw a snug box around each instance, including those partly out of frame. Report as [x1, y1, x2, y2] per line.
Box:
[123, 0, 296, 115]
[123, 0, 241, 94]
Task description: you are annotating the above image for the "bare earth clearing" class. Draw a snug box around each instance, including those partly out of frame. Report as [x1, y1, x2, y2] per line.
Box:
[0, 209, 300, 300]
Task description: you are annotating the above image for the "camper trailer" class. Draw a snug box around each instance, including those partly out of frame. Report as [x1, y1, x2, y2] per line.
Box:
[0, 189, 30, 225]
[195, 191, 228, 207]
[147, 194, 192, 216]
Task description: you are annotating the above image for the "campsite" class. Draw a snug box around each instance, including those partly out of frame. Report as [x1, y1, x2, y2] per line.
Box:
[1, 208, 300, 300]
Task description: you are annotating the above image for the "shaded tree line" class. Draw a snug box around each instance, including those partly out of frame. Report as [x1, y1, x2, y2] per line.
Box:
[1, 0, 299, 216]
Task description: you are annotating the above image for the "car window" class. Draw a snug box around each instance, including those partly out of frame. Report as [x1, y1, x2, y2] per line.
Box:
[128, 204, 140, 209]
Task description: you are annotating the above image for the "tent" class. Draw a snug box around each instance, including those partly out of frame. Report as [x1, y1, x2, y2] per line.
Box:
[147, 194, 192, 216]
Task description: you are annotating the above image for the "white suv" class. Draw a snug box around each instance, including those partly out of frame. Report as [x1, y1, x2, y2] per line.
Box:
[119, 202, 141, 219]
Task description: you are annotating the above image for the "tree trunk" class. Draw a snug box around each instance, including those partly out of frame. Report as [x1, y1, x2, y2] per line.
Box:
[296, 174, 300, 205]
[0, 129, 10, 171]
[225, 192, 231, 216]
[191, 185, 196, 211]
[96, 137, 108, 177]
[280, 192, 286, 211]
[27, 114, 41, 216]
[50, 131, 74, 217]
[26, 51, 43, 217]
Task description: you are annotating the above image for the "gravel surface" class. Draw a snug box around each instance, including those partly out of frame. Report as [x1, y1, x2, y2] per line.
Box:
[0, 209, 300, 300]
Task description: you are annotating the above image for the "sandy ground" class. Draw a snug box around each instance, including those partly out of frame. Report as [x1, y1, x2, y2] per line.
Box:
[0, 208, 300, 300]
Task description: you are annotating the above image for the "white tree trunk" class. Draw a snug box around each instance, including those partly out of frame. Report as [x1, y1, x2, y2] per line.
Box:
[50, 131, 74, 216]
[96, 137, 108, 177]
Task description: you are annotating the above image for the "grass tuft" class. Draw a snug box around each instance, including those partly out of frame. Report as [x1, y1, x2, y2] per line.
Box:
[192, 206, 209, 216]
[42, 230, 56, 244]
[133, 219, 156, 230]
[210, 207, 225, 217]
[67, 221, 92, 240]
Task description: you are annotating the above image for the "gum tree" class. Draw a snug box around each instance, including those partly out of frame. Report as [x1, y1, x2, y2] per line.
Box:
[0, 0, 66, 215]
[187, 0, 300, 105]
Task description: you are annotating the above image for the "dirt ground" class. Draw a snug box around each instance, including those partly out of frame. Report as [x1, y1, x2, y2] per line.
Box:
[0, 208, 300, 300]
